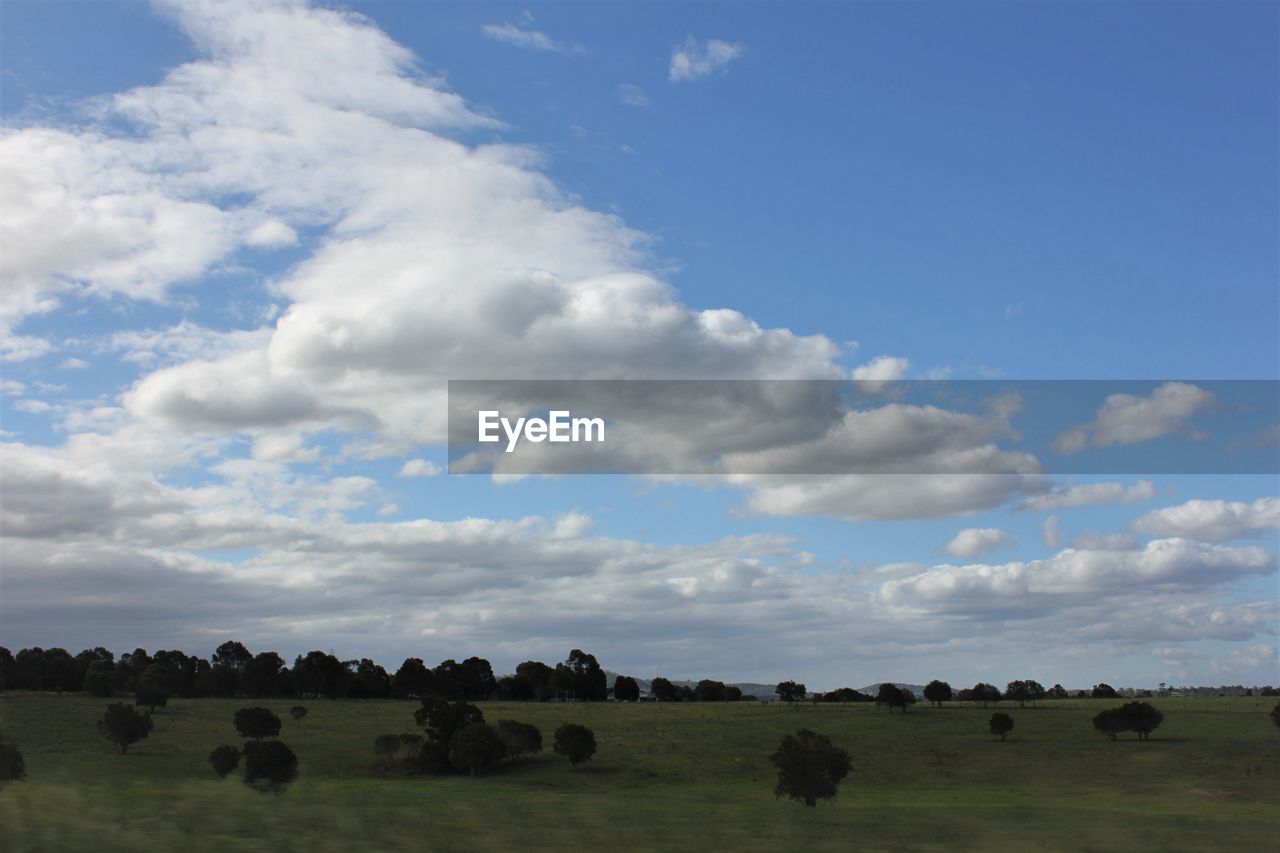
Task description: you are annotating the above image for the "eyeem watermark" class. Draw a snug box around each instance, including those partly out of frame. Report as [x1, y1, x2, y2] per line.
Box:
[478, 410, 605, 453]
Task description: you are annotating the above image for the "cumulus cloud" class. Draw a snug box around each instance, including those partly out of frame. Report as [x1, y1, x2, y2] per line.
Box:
[1019, 480, 1155, 511]
[398, 458, 440, 478]
[944, 528, 1009, 559]
[1041, 515, 1062, 549]
[850, 355, 910, 393]
[669, 37, 744, 82]
[1055, 382, 1216, 454]
[1133, 497, 1280, 542]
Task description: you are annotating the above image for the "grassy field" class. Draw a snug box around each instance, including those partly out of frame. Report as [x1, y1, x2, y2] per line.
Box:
[2, 693, 1278, 851]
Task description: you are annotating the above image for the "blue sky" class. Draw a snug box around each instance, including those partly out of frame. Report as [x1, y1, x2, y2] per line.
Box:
[1, 0, 1277, 690]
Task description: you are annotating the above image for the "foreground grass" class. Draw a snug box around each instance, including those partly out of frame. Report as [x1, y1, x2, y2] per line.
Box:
[2, 694, 1278, 851]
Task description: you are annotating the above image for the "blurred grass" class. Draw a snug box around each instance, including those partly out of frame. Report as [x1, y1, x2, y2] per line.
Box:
[2, 694, 1278, 850]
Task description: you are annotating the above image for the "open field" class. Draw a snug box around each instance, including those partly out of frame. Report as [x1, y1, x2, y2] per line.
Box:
[2, 694, 1278, 851]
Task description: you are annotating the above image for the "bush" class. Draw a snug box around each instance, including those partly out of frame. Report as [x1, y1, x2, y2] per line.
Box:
[414, 697, 483, 744]
[0, 739, 26, 783]
[243, 740, 298, 793]
[98, 703, 154, 754]
[770, 729, 851, 807]
[989, 712, 1014, 741]
[553, 723, 597, 766]
[1271, 702, 1280, 732]
[373, 733, 423, 772]
[448, 723, 507, 777]
[234, 707, 282, 741]
[208, 744, 241, 778]
[496, 720, 542, 758]
[289, 706, 308, 722]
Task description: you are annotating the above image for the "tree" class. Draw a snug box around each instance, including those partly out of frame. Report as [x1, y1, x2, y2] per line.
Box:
[243, 740, 298, 793]
[770, 729, 852, 807]
[82, 660, 117, 697]
[415, 697, 484, 745]
[1004, 680, 1045, 708]
[135, 686, 168, 713]
[650, 677, 680, 702]
[558, 650, 607, 702]
[515, 660, 554, 701]
[208, 744, 241, 778]
[923, 680, 952, 708]
[877, 683, 912, 713]
[613, 675, 640, 702]
[776, 681, 807, 703]
[970, 682, 1001, 707]
[289, 706, 308, 722]
[391, 657, 434, 699]
[98, 703, 154, 754]
[1121, 701, 1164, 740]
[1092, 683, 1118, 699]
[242, 652, 286, 698]
[1271, 702, 1280, 733]
[448, 723, 507, 777]
[553, 723, 597, 765]
[695, 679, 728, 702]
[234, 707, 282, 741]
[1092, 707, 1127, 741]
[496, 720, 543, 758]
[989, 713, 1014, 741]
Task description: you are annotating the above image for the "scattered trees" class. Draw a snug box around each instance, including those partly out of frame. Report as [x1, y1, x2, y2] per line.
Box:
[1004, 680, 1045, 708]
[243, 740, 299, 793]
[208, 744, 241, 778]
[989, 713, 1014, 741]
[775, 681, 807, 703]
[1093, 702, 1164, 741]
[234, 707, 282, 741]
[553, 723, 597, 766]
[98, 703, 154, 754]
[924, 680, 952, 708]
[770, 729, 851, 807]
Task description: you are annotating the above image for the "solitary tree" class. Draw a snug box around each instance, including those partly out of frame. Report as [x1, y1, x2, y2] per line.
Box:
[448, 723, 507, 777]
[1120, 701, 1164, 740]
[135, 686, 168, 713]
[0, 738, 25, 783]
[770, 729, 852, 807]
[1271, 702, 1280, 733]
[1092, 707, 1128, 741]
[613, 676, 640, 702]
[234, 707, 282, 741]
[923, 680, 952, 708]
[776, 681, 807, 703]
[98, 703, 154, 754]
[496, 719, 543, 758]
[649, 677, 680, 702]
[989, 712, 1014, 741]
[289, 706, 308, 723]
[1091, 683, 1118, 699]
[553, 723, 597, 765]
[243, 740, 298, 793]
[208, 744, 241, 778]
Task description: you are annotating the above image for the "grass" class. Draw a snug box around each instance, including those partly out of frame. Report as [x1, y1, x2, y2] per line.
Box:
[2, 694, 1278, 851]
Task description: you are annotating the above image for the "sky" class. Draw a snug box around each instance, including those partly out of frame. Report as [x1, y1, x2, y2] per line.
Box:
[1, 0, 1277, 690]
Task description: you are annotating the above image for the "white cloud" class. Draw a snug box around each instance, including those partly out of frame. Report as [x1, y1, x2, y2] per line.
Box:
[1133, 497, 1280, 543]
[617, 84, 650, 107]
[1042, 515, 1062, 549]
[481, 21, 584, 56]
[245, 219, 299, 248]
[944, 527, 1008, 559]
[669, 36, 744, 83]
[1019, 480, 1155, 511]
[398, 458, 440, 478]
[850, 355, 910, 393]
[1055, 382, 1215, 454]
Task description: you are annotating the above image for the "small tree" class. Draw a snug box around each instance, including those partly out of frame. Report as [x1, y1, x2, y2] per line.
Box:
[135, 686, 168, 713]
[496, 719, 543, 758]
[989, 712, 1014, 741]
[877, 683, 913, 713]
[234, 707, 282, 741]
[923, 680, 952, 708]
[970, 682, 1001, 707]
[613, 676, 640, 702]
[1093, 707, 1127, 741]
[415, 698, 483, 744]
[208, 744, 241, 778]
[289, 706, 308, 723]
[775, 680, 807, 703]
[243, 740, 298, 793]
[770, 729, 851, 807]
[98, 703, 154, 754]
[448, 723, 507, 777]
[553, 723, 597, 765]
[1092, 683, 1118, 699]
[1121, 701, 1164, 740]
[1271, 702, 1280, 733]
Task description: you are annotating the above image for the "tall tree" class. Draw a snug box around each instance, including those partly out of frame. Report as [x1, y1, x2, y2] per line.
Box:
[770, 729, 851, 807]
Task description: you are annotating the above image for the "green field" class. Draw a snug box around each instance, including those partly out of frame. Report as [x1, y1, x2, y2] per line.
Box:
[2, 694, 1278, 851]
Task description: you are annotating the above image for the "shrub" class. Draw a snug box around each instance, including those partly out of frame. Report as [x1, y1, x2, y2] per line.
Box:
[989, 712, 1014, 741]
[447, 723, 507, 777]
[289, 706, 308, 722]
[553, 723, 597, 766]
[496, 719, 543, 758]
[208, 744, 241, 778]
[0, 739, 26, 783]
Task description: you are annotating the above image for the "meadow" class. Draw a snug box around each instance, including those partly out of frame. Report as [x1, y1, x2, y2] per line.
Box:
[2, 694, 1277, 851]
